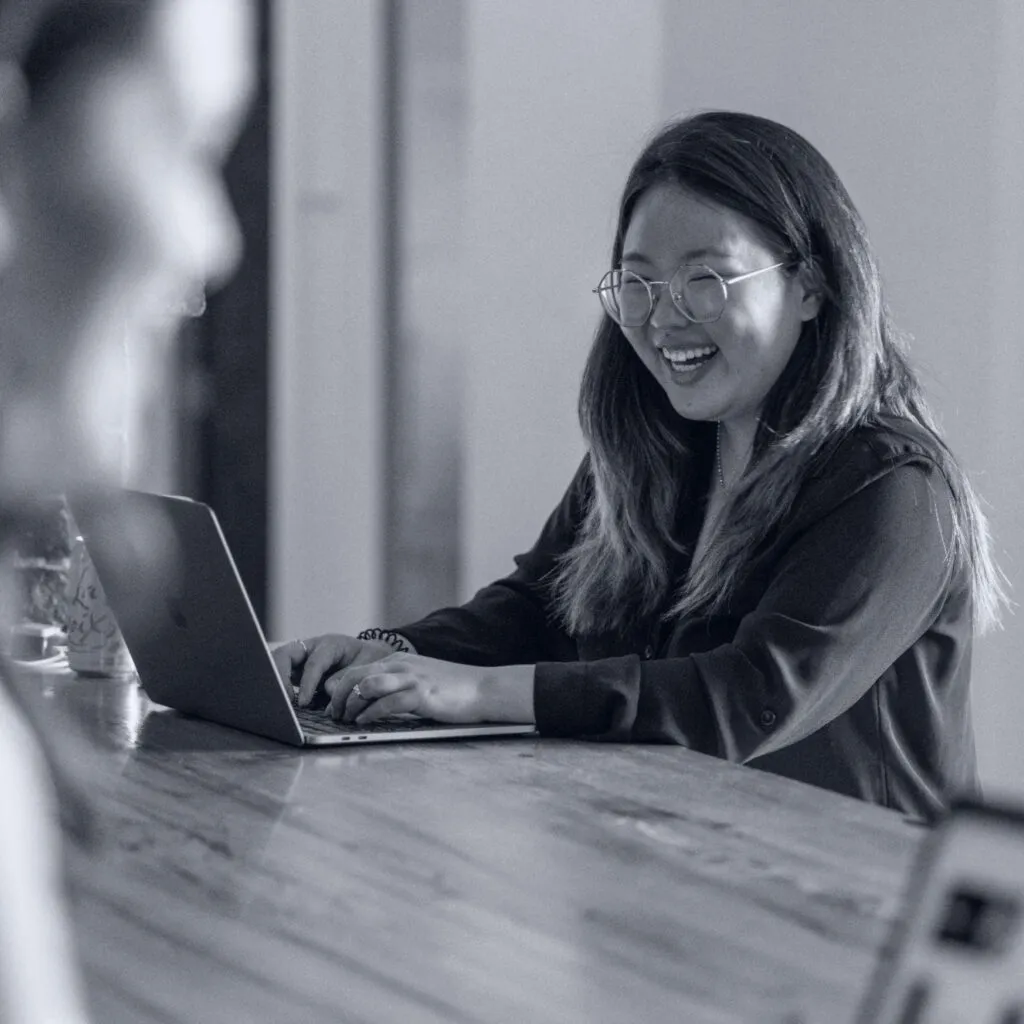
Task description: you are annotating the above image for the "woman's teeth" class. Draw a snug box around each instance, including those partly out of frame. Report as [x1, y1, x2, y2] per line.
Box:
[661, 344, 718, 371]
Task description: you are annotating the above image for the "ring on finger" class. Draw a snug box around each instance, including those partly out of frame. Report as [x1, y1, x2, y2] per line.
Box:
[295, 638, 309, 657]
[352, 682, 365, 700]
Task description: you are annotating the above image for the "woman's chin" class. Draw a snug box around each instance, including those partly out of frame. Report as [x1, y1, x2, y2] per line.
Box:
[663, 388, 723, 423]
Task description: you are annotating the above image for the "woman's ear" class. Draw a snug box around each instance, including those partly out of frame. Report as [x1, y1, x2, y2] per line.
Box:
[796, 257, 825, 322]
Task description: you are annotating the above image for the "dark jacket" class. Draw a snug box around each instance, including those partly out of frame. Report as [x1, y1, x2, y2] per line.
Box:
[397, 416, 978, 820]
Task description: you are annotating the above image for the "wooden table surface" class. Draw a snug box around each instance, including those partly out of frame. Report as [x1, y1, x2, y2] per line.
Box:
[17, 668, 925, 1024]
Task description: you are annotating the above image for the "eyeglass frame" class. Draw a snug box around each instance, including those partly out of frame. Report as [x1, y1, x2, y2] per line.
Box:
[593, 259, 795, 327]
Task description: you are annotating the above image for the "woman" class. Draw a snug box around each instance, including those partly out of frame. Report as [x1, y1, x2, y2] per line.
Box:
[0, 1, 253, 1020]
[279, 112, 1004, 821]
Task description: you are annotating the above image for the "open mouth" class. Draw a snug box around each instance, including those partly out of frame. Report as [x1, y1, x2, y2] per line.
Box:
[660, 344, 719, 373]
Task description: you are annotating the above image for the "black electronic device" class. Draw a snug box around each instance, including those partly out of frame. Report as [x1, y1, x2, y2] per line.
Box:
[857, 799, 1024, 1024]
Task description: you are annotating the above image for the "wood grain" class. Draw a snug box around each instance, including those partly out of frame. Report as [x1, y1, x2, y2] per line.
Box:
[15, 670, 924, 1024]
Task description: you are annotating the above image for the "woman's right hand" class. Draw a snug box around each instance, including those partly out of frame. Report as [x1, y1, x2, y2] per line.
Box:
[271, 634, 395, 707]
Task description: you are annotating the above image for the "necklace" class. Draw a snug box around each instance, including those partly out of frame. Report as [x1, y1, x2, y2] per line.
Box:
[716, 421, 727, 489]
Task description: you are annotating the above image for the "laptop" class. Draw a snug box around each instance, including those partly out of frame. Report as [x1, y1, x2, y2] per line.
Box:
[67, 488, 537, 747]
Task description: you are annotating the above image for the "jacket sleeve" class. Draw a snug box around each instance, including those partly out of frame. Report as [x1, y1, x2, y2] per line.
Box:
[392, 458, 591, 666]
[533, 458, 959, 758]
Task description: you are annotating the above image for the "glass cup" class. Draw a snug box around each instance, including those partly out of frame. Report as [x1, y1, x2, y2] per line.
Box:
[65, 532, 135, 677]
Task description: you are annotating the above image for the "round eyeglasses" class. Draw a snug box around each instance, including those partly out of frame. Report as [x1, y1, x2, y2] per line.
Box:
[593, 261, 790, 327]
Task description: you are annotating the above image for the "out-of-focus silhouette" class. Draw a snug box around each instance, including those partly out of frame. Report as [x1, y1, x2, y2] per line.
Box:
[0, 1, 254, 1021]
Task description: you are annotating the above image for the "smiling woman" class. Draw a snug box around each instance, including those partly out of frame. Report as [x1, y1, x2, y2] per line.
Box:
[282, 111, 1005, 824]
[0, 1, 254, 1021]
[608, 187, 816, 431]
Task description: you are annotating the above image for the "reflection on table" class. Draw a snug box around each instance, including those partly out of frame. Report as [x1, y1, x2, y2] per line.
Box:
[13, 668, 925, 1024]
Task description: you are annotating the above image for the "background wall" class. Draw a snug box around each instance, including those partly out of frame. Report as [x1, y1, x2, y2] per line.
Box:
[385, 0, 466, 625]
[983, 0, 1024, 799]
[271, 0, 1024, 797]
[460, 0, 660, 599]
[270, 0, 385, 639]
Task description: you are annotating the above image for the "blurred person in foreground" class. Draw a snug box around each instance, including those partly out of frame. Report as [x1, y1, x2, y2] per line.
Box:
[281, 112, 1005, 822]
[0, 0, 253, 1020]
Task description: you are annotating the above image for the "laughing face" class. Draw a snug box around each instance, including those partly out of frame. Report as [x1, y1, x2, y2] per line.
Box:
[618, 183, 821, 436]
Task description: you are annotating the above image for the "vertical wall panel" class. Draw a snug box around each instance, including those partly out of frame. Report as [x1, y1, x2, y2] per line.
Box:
[385, 1, 467, 625]
[460, 1, 662, 594]
[269, 0, 386, 638]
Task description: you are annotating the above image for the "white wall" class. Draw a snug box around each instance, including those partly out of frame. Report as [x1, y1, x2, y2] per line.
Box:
[460, 1, 662, 589]
[269, 0, 386, 639]
[982, 0, 1024, 799]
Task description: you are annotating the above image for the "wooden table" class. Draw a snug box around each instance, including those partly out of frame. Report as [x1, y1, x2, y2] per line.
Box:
[17, 669, 925, 1024]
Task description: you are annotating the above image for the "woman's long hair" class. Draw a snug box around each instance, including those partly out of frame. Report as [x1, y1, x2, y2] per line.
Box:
[548, 111, 1006, 637]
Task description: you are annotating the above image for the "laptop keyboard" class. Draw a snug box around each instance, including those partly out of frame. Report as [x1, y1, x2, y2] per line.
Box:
[290, 695, 442, 735]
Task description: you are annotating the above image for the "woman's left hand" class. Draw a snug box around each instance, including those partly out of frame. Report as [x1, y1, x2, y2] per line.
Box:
[324, 654, 535, 725]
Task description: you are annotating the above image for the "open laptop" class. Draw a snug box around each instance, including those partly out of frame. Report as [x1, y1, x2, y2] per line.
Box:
[67, 488, 537, 747]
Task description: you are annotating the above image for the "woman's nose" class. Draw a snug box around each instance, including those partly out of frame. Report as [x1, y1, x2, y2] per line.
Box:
[180, 181, 243, 296]
[649, 282, 686, 329]
[201, 196, 243, 291]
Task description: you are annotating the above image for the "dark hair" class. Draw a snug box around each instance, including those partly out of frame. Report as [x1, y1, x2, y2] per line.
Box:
[3, 0, 152, 107]
[548, 110, 1006, 636]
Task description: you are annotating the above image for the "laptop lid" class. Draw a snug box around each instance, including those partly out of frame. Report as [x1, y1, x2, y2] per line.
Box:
[68, 488, 306, 745]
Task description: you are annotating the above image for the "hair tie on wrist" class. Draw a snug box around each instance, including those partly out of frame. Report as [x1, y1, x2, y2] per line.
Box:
[356, 628, 412, 653]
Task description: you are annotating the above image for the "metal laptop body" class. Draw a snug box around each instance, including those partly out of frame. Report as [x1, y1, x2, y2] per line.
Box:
[67, 488, 536, 747]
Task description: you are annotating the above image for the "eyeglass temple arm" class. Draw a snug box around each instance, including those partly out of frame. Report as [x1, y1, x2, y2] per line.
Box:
[723, 260, 791, 285]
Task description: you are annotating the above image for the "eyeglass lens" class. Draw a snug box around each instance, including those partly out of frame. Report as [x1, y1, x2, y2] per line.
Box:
[597, 266, 728, 326]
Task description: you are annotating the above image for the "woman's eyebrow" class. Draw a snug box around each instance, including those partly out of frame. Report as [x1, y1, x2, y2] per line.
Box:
[621, 247, 733, 264]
